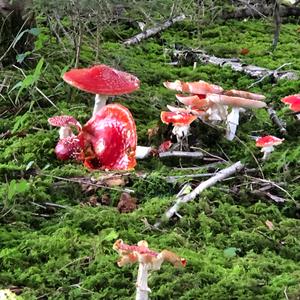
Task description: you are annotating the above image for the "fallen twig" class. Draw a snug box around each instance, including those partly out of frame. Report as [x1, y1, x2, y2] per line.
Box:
[159, 151, 204, 159]
[172, 49, 298, 81]
[154, 161, 244, 228]
[266, 106, 287, 135]
[123, 14, 185, 46]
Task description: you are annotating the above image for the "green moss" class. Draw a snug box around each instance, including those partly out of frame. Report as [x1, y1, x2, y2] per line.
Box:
[0, 14, 299, 300]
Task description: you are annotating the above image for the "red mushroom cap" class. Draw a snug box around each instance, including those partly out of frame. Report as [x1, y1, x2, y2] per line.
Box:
[256, 135, 284, 148]
[63, 64, 140, 96]
[163, 80, 223, 95]
[48, 115, 82, 131]
[161, 111, 197, 126]
[81, 104, 137, 170]
[175, 94, 208, 109]
[281, 94, 300, 112]
[55, 136, 83, 160]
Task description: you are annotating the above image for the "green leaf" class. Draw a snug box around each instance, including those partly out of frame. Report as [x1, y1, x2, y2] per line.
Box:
[224, 247, 240, 258]
[28, 28, 41, 36]
[102, 229, 119, 242]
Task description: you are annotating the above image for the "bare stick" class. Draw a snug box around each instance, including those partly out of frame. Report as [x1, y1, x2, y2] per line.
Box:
[172, 49, 298, 81]
[266, 106, 287, 135]
[154, 161, 244, 228]
[159, 151, 203, 159]
[124, 14, 185, 46]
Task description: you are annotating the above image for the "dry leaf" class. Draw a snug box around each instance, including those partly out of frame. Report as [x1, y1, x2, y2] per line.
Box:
[265, 220, 274, 231]
[117, 192, 137, 213]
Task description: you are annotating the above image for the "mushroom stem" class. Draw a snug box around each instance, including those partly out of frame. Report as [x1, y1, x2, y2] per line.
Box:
[226, 107, 243, 141]
[261, 146, 274, 160]
[59, 126, 73, 139]
[93, 94, 109, 116]
[172, 125, 190, 142]
[136, 263, 150, 300]
[136, 146, 155, 159]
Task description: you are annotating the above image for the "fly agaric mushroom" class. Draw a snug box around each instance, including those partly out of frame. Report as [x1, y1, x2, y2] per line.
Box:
[255, 135, 284, 160]
[48, 104, 137, 170]
[63, 64, 140, 116]
[48, 115, 82, 139]
[163, 80, 224, 95]
[113, 239, 186, 300]
[206, 93, 266, 140]
[161, 111, 197, 142]
[281, 94, 300, 120]
[81, 104, 137, 170]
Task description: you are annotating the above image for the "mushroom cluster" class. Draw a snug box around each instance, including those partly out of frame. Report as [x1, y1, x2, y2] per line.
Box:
[48, 64, 143, 170]
[49, 104, 137, 170]
[113, 239, 186, 300]
[162, 80, 266, 141]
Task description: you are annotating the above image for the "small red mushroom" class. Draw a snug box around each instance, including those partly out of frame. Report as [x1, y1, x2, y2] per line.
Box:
[161, 111, 197, 142]
[48, 115, 82, 139]
[63, 64, 140, 116]
[256, 135, 284, 160]
[55, 135, 83, 161]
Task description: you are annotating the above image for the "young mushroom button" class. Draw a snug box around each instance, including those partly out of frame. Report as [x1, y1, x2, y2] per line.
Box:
[63, 64, 140, 116]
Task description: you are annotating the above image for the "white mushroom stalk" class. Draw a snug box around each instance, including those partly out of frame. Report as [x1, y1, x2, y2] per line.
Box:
[93, 94, 109, 116]
[206, 93, 266, 140]
[59, 126, 74, 139]
[113, 239, 186, 300]
[260, 145, 275, 161]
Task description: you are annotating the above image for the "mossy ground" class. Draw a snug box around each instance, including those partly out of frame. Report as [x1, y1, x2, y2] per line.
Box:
[0, 15, 300, 300]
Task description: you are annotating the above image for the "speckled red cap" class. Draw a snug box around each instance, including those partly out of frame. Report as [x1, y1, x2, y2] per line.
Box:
[63, 64, 140, 95]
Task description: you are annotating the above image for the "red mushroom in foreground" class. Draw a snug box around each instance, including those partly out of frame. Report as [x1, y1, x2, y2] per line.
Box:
[281, 94, 300, 120]
[48, 104, 137, 170]
[256, 135, 284, 160]
[113, 239, 186, 300]
[63, 64, 140, 116]
[81, 104, 137, 170]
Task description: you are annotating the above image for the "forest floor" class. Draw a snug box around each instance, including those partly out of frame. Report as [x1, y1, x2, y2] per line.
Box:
[0, 16, 300, 300]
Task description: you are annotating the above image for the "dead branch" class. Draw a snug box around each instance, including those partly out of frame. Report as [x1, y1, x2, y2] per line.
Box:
[123, 14, 186, 46]
[266, 106, 287, 135]
[172, 49, 298, 81]
[159, 151, 204, 159]
[154, 161, 244, 228]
